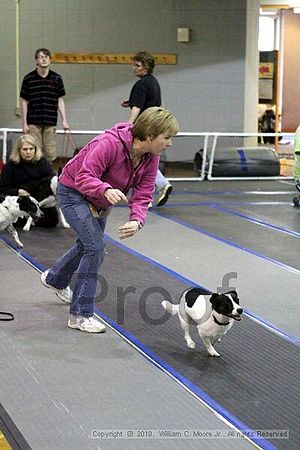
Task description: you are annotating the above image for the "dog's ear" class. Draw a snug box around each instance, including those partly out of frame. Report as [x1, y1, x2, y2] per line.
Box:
[226, 290, 239, 303]
[209, 293, 220, 305]
[226, 290, 238, 298]
[17, 195, 32, 211]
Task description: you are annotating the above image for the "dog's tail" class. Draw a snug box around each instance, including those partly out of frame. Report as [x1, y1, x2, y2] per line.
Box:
[161, 300, 179, 315]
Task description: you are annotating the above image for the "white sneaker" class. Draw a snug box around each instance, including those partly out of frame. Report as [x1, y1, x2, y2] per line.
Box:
[156, 183, 172, 207]
[40, 270, 72, 304]
[68, 315, 106, 333]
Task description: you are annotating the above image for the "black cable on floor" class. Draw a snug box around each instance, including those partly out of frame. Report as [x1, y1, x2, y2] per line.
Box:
[0, 312, 14, 321]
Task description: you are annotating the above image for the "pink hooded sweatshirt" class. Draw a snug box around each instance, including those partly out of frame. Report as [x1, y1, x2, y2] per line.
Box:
[59, 122, 159, 225]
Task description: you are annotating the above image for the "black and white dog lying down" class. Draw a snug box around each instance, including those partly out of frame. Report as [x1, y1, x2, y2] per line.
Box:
[0, 195, 43, 248]
[162, 288, 243, 357]
[20, 176, 69, 231]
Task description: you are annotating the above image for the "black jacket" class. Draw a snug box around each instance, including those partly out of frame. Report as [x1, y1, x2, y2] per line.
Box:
[0, 158, 55, 196]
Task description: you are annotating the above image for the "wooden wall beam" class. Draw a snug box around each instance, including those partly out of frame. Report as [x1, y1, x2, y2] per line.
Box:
[51, 52, 177, 65]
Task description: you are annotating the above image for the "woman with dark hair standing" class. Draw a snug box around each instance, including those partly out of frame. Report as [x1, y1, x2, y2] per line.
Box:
[40, 107, 179, 333]
[0, 134, 59, 227]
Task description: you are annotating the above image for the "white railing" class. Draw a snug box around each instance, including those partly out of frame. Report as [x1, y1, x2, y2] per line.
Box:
[0, 128, 105, 164]
[0, 128, 295, 181]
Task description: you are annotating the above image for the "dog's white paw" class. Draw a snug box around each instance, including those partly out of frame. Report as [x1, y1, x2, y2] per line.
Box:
[23, 225, 30, 232]
[63, 222, 70, 229]
[16, 241, 23, 248]
[208, 349, 220, 357]
[187, 340, 195, 349]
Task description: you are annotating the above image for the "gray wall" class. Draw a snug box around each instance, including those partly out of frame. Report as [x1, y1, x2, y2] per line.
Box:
[0, 0, 260, 160]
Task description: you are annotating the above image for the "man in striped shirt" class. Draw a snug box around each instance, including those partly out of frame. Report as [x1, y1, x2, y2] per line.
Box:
[20, 48, 69, 162]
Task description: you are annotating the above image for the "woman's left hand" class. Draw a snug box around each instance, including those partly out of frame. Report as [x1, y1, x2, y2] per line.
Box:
[118, 221, 140, 239]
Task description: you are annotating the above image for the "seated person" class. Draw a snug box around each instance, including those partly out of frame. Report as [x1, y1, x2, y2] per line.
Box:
[293, 125, 300, 208]
[0, 134, 59, 227]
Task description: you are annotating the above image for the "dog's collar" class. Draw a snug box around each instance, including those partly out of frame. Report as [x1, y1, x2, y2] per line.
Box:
[213, 315, 230, 326]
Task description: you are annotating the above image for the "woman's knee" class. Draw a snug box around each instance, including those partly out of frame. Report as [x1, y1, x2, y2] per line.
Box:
[84, 235, 104, 257]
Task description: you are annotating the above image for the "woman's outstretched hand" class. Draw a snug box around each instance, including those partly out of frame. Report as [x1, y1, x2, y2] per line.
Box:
[118, 221, 140, 239]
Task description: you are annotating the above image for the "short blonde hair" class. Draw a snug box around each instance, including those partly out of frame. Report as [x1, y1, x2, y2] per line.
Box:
[133, 107, 179, 141]
[10, 134, 43, 164]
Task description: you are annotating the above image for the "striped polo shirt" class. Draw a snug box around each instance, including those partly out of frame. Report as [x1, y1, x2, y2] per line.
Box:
[20, 69, 66, 126]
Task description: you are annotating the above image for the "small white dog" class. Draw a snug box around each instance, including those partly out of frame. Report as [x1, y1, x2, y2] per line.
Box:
[21, 176, 69, 231]
[162, 288, 243, 357]
[0, 195, 43, 248]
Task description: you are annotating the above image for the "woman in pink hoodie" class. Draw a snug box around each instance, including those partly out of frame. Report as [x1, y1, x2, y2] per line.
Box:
[40, 107, 179, 333]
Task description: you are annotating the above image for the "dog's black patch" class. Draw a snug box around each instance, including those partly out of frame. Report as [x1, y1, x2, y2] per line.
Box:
[17, 196, 44, 222]
[17, 196, 38, 214]
[210, 291, 241, 317]
[210, 294, 234, 316]
[226, 290, 239, 304]
[185, 288, 209, 308]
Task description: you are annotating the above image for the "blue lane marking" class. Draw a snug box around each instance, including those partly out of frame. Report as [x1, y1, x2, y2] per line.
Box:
[0, 235, 45, 272]
[170, 190, 295, 196]
[237, 149, 248, 175]
[245, 311, 300, 346]
[151, 201, 291, 207]
[95, 307, 275, 450]
[150, 209, 300, 276]
[208, 204, 300, 238]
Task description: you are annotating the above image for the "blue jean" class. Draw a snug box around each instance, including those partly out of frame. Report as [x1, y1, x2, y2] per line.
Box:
[46, 183, 107, 317]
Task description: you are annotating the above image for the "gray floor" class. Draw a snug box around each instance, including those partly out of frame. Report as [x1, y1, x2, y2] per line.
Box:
[0, 179, 299, 450]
